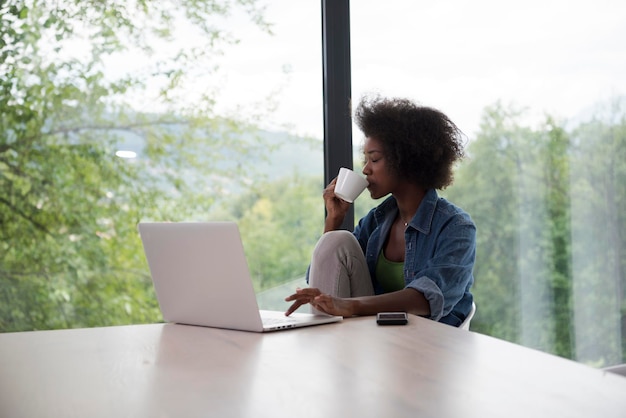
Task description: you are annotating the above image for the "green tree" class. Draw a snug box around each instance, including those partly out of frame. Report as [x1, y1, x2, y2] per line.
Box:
[0, 0, 269, 331]
[447, 98, 626, 364]
[212, 171, 324, 292]
[542, 117, 573, 359]
[445, 103, 529, 343]
[568, 98, 626, 365]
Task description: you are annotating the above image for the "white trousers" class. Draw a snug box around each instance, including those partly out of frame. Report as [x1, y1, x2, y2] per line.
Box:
[308, 230, 375, 298]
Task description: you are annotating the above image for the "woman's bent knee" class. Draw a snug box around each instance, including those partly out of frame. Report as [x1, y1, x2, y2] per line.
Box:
[313, 230, 360, 259]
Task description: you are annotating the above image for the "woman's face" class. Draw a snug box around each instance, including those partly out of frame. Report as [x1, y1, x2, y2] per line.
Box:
[362, 136, 398, 199]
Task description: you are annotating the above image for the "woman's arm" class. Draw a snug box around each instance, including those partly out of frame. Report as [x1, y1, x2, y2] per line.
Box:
[285, 287, 430, 318]
[350, 288, 430, 316]
[323, 178, 351, 233]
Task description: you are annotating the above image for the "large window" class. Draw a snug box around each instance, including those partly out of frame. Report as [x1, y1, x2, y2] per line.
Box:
[1, 0, 323, 330]
[351, 0, 626, 366]
[4, 0, 625, 370]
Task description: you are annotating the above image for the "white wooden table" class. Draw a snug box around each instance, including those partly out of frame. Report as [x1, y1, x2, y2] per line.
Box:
[1, 315, 625, 418]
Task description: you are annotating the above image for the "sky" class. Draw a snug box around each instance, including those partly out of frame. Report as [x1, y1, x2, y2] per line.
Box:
[212, 0, 626, 141]
[109, 0, 626, 142]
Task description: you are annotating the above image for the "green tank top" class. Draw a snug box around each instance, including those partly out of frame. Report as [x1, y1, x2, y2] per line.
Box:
[375, 250, 405, 293]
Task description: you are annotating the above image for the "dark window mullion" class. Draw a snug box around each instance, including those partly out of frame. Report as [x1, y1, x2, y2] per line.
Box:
[321, 0, 354, 230]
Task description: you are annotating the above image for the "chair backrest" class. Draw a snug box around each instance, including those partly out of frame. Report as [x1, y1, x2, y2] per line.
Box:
[603, 364, 626, 377]
[459, 301, 476, 330]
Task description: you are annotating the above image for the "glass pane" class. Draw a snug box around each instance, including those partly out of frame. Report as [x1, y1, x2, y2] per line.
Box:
[351, 0, 626, 366]
[1, 0, 322, 330]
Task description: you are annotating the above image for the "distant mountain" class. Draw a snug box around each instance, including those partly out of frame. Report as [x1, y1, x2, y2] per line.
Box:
[254, 130, 323, 179]
[112, 123, 353, 182]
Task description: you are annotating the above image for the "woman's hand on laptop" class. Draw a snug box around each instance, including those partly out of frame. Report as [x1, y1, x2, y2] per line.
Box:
[284, 288, 354, 317]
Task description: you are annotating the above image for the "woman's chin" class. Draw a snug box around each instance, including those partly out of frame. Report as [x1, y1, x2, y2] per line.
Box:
[367, 188, 383, 200]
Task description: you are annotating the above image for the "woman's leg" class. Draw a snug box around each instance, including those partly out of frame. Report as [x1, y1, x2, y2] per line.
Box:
[309, 230, 374, 298]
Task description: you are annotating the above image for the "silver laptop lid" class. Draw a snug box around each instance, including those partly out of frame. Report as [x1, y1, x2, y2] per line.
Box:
[138, 222, 265, 332]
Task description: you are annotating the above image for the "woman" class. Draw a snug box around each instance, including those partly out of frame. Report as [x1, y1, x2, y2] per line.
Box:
[285, 95, 476, 327]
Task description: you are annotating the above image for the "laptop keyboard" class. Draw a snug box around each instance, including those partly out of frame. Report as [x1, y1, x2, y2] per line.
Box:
[262, 316, 297, 326]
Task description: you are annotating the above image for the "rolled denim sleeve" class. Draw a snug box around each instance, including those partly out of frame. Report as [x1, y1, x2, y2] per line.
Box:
[406, 216, 476, 321]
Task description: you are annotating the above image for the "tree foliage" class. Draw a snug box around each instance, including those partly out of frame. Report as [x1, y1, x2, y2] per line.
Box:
[234, 174, 324, 291]
[445, 99, 626, 365]
[0, 0, 270, 331]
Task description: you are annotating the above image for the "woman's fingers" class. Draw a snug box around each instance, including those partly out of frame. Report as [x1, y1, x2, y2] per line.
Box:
[285, 287, 321, 301]
[311, 294, 353, 317]
[284, 288, 323, 316]
[285, 300, 306, 316]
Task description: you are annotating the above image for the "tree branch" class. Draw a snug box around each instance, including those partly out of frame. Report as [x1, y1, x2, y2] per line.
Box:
[0, 196, 51, 234]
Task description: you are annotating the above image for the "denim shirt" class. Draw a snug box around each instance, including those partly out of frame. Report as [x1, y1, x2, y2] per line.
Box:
[353, 189, 476, 326]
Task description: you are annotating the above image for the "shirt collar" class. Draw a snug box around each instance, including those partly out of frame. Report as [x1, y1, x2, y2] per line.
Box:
[374, 189, 439, 235]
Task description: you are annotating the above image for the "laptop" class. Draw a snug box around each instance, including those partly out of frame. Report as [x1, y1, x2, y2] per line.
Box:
[138, 222, 343, 332]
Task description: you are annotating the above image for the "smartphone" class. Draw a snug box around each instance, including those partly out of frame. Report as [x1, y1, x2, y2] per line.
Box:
[376, 312, 408, 325]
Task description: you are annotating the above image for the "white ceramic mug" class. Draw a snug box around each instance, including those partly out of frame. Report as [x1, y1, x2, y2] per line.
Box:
[334, 167, 368, 203]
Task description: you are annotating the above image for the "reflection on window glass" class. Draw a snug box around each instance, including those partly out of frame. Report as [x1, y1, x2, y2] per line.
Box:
[351, 0, 626, 366]
[1, 0, 322, 331]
